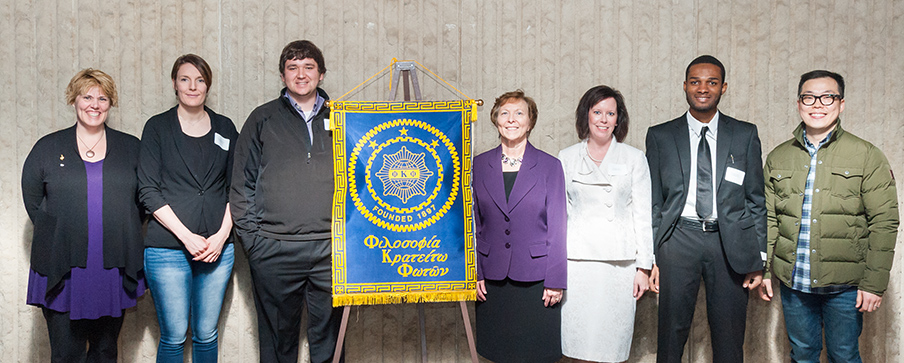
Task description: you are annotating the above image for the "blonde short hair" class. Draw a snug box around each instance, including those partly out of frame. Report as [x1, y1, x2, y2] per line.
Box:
[65, 68, 118, 107]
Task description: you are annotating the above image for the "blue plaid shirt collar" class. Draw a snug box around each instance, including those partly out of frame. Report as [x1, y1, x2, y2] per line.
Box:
[802, 129, 831, 154]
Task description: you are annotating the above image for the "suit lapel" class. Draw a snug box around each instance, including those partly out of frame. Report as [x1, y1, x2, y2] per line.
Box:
[715, 115, 733, 191]
[506, 143, 539, 212]
[483, 146, 509, 214]
[673, 116, 692, 195]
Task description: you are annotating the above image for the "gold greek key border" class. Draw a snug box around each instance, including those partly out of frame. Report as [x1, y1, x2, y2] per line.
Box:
[331, 100, 473, 112]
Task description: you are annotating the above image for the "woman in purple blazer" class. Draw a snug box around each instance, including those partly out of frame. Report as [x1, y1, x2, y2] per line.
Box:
[473, 90, 567, 363]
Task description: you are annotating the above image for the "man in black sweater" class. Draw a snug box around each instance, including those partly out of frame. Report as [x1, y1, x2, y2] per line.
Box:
[230, 40, 341, 363]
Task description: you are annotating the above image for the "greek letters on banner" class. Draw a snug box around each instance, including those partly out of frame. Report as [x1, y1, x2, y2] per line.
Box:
[330, 100, 477, 306]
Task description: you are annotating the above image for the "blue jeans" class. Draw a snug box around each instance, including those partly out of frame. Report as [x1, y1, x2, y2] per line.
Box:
[780, 285, 863, 363]
[144, 244, 235, 363]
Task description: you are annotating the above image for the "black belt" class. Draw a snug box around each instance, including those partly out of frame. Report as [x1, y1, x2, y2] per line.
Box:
[678, 217, 719, 232]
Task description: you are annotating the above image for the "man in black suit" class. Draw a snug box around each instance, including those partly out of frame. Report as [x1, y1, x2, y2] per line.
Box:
[645, 55, 766, 363]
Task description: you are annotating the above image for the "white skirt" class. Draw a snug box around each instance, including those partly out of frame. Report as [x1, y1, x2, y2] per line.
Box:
[561, 259, 637, 362]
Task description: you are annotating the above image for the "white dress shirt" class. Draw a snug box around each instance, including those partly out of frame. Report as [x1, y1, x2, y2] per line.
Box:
[681, 112, 719, 220]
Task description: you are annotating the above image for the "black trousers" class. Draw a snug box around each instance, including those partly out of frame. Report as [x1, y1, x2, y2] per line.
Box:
[242, 233, 343, 363]
[656, 224, 748, 363]
[42, 308, 123, 363]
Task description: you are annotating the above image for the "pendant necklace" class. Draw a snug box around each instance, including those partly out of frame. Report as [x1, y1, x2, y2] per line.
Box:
[78, 129, 105, 158]
[501, 153, 523, 167]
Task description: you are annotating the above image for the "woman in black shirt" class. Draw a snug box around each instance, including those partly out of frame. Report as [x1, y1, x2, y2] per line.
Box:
[137, 54, 237, 363]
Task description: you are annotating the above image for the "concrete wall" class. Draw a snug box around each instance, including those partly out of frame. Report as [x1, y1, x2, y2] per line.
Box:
[1, 0, 902, 361]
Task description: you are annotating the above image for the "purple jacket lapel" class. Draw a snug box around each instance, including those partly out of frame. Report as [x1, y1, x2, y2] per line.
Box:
[483, 145, 509, 215]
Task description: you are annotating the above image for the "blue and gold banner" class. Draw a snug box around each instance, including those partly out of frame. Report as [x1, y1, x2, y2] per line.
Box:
[330, 100, 476, 306]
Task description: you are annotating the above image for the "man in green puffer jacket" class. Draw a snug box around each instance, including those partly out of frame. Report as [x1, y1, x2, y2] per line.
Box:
[758, 70, 898, 363]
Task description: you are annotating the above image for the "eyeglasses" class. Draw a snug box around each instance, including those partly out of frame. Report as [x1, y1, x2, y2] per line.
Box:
[799, 93, 842, 106]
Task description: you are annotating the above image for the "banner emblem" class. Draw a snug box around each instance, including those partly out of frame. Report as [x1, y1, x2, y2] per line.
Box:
[376, 146, 432, 203]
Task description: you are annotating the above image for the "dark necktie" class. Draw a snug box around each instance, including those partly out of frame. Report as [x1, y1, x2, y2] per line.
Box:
[696, 126, 713, 219]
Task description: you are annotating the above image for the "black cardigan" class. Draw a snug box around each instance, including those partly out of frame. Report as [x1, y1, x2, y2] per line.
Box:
[137, 106, 237, 249]
[21, 125, 144, 294]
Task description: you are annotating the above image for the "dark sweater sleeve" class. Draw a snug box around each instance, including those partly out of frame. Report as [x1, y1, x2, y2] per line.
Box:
[137, 117, 168, 214]
[22, 138, 47, 223]
[230, 111, 263, 233]
[219, 115, 238, 199]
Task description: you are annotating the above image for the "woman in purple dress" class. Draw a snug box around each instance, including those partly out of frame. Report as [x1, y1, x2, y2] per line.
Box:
[22, 68, 145, 363]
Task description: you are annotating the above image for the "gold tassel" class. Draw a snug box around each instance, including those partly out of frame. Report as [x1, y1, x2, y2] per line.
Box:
[333, 291, 477, 307]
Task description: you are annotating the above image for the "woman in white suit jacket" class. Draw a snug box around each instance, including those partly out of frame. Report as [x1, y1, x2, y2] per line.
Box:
[558, 85, 653, 363]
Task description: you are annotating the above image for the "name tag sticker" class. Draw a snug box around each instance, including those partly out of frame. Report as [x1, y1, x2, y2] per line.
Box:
[324, 118, 331, 131]
[725, 167, 745, 186]
[214, 133, 230, 151]
[608, 164, 628, 175]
